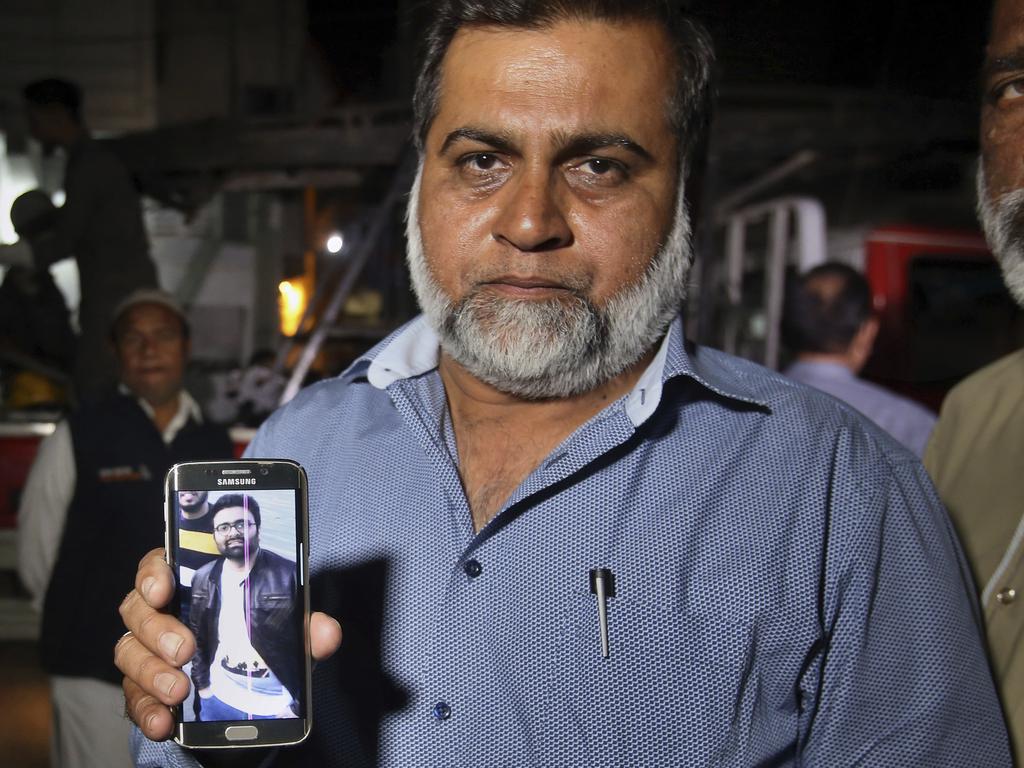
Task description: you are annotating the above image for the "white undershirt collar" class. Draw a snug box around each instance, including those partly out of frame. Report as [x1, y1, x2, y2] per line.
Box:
[365, 317, 671, 427]
[119, 385, 202, 444]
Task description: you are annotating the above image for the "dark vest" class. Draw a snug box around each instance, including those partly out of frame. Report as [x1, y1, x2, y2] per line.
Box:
[39, 393, 233, 684]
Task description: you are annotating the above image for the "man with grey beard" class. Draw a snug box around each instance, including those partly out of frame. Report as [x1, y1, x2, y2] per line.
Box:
[925, 0, 1024, 756]
[117, 2, 1009, 766]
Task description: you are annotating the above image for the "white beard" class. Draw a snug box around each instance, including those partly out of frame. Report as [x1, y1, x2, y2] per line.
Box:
[404, 165, 693, 400]
[976, 163, 1024, 308]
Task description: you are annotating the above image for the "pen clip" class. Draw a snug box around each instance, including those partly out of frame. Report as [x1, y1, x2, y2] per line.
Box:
[589, 568, 615, 659]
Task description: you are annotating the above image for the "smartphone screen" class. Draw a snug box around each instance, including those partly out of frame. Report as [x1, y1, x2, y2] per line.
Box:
[166, 460, 311, 748]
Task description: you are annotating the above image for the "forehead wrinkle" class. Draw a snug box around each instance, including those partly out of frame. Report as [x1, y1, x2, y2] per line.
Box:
[447, 26, 584, 94]
[434, 20, 676, 158]
[443, 24, 622, 111]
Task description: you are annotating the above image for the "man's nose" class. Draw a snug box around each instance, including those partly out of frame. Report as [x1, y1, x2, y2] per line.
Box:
[492, 169, 572, 252]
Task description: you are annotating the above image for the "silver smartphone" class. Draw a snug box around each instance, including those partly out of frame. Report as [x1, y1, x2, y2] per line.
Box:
[164, 459, 312, 749]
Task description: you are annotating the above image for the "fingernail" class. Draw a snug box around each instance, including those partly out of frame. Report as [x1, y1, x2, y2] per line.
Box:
[145, 712, 159, 733]
[159, 632, 183, 662]
[141, 577, 156, 600]
[155, 672, 178, 697]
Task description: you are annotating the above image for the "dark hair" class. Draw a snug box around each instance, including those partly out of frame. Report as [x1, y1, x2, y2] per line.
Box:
[210, 493, 262, 529]
[23, 78, 83, 123]
[412, 0, 715, 172]
[10, 190, 58, 239]
[782, 263, 872, 354]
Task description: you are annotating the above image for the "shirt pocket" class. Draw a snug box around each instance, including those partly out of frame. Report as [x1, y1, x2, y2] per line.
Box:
[542, 590, 753, 768]
[252, 592, 293, 633]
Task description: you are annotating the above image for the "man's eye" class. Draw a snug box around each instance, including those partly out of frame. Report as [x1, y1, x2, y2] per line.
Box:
[994, 79, 1024, 105]
[581, 158, 617, 175]
[570, 157, 627, 185]
[463, 153, 502, 171]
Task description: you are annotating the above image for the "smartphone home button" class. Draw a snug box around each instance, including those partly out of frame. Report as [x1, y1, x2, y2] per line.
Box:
[224, 725, 259, 742]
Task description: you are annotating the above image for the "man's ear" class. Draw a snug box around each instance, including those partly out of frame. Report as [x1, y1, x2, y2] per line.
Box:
[860, 316, 879, 348]
[849, 316, 879, 373]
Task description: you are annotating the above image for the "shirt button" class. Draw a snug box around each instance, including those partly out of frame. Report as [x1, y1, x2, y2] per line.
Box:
[997, 588, 1017, 605]
[432, 701, 452, 721]
[463, 559, 482, 578]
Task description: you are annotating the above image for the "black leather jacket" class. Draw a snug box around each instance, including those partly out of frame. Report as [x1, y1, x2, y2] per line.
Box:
[188, 548, 301, 709]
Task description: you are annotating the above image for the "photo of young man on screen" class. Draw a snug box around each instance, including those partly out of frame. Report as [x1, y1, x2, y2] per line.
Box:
[183, 492, 301, 722]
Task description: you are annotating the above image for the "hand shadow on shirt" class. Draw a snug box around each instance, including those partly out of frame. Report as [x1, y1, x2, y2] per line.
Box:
[272, 558, 407, 768]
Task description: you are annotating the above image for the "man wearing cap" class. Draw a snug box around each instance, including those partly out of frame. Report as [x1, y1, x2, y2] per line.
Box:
[17, 290, 232, 768]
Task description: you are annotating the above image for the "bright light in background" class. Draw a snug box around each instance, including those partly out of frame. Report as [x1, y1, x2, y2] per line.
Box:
[0, 133, 41, 244]
[0, 134, 80, 321]
[279, 279, 307, 337]
[326, 232, 344, 254]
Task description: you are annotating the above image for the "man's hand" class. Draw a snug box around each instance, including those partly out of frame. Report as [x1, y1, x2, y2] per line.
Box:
[116, 548, 343, 741]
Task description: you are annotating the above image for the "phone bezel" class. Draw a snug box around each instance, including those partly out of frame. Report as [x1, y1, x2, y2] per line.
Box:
[164, 459, 312, 749]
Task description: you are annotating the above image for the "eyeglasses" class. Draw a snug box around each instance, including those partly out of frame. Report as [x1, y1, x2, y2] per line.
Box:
[214, 520, 255, 535]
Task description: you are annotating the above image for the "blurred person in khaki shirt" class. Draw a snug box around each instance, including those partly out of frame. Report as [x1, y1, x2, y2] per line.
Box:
[925, 0, 1024, 756]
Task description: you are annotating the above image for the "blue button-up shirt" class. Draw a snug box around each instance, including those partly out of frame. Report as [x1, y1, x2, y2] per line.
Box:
[135, 316, 1010, 767]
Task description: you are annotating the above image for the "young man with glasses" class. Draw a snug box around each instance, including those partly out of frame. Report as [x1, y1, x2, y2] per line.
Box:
[187, 494, 300, 722]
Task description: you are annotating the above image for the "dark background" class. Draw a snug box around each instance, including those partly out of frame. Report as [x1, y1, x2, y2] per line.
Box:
[308, 1, 990, 103]
[307, 0, 993, 230]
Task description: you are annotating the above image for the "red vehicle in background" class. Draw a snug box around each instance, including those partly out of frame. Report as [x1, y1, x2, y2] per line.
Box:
[701, 197, 1024, 413]
[0, 424, 51, 533]
[863, 225, 1024, 412]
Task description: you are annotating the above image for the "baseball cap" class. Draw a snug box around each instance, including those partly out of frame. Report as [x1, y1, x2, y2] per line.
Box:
[110, 289, 189, 336]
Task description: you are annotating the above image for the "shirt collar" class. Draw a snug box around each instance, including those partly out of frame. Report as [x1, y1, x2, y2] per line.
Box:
[347, 314, 769, 426]
[364, 315, 441, 388]
[119, 385, 202, 444]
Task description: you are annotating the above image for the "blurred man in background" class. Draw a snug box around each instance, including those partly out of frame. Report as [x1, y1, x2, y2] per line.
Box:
[0, 78, 159, 402]
[0, 190, 76, 408]
[925, 0, 1024, 755]
[17, 290, 232, 768]
[783, 262, 936, 458]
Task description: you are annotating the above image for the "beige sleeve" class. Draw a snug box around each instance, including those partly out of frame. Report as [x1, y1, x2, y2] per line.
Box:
[16, 422, 76, 612]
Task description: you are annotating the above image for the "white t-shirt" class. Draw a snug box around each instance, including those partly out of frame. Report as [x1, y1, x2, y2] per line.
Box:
[208, 564, 293, 717]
